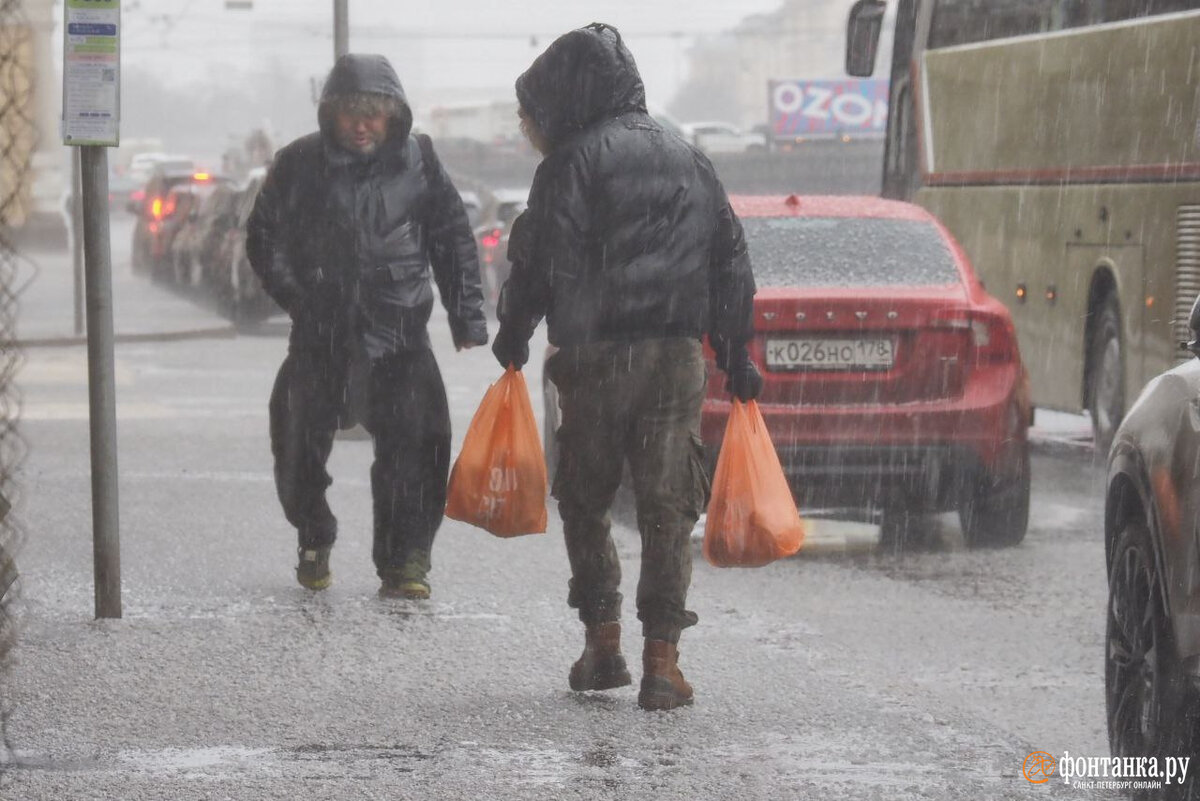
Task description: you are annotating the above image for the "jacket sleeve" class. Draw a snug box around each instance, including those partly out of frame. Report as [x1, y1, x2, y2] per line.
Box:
[495, 208, 547, 343]
[707, 191, 757, 373]
[245, 153, 305, 316]
[421, 138, 489, 348]
[496, 155, 583, 343]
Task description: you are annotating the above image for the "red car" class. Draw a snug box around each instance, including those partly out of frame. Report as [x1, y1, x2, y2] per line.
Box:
[540, 194, 1030, 548]
[700, 195, 1032, 549]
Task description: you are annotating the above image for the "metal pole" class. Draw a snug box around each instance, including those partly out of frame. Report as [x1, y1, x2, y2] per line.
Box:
[71, 148, 84, 337]
[334, 0, 349, 60]
[80, 145, 121, 620]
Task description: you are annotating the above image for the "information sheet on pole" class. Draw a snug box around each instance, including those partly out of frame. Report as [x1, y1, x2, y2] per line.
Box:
[62, 0, 120, 146]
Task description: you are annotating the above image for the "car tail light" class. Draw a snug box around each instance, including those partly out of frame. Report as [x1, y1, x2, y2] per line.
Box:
[935, 311, 1016, 365]
[969, 312, 1017, 364]
[481, 227, 502, 249]
[193, 172, 212, 182]
[150, 194, 177, 221]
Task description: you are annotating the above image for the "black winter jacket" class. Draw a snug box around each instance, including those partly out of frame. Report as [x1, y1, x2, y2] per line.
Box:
[499, 23, 755, 367]
[247, 54, 488, 361]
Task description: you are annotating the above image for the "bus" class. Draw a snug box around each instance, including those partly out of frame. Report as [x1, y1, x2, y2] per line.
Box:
[845, 0, 1200, 449]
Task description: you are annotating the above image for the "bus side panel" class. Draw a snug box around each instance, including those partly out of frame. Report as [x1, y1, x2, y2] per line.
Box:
[918, 185, 1084, 411]
[919, 184, 1197, 414]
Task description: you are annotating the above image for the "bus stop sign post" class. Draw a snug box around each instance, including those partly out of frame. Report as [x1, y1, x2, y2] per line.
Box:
[334, 0, 349, 60]
[71, 148, 84, 337]
[62, 0, 122, 620]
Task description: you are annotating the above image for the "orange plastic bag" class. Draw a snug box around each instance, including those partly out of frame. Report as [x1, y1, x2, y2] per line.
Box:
[445, 366, 548, 537]
[703, 399, 805, 566]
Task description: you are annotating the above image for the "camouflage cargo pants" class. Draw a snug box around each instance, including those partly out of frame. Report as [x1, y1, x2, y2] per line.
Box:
[546, 338, 710, 644]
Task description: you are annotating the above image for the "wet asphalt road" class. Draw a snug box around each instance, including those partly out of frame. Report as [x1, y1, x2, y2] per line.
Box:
[0, 209, 1127, 799]
[3, 295, 1120, 800]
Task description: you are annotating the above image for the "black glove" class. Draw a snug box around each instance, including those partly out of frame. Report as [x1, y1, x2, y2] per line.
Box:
[451, 316, 489, 351]
[491, 324, 529, 370]
[726, 359, 763, 402]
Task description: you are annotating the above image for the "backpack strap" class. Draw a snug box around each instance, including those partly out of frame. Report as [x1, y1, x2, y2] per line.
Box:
[414, 132, 438, 189]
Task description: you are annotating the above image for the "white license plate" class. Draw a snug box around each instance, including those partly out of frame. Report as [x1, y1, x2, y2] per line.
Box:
[765, 338, 895, 370]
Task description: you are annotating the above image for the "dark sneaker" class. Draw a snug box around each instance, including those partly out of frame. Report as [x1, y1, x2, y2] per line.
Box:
[378, 577, 430, 600]
[296, 546, 332, 590]
[378, 551, 431, 600]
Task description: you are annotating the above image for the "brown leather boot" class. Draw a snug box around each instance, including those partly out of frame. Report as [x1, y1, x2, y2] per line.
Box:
[568, 621, 632, 691]
[638, 638, 694, 711]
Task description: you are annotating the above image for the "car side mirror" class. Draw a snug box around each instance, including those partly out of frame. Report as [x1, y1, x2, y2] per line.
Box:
[1188, 293, 1200, 359]
[846, 0, 886, 77]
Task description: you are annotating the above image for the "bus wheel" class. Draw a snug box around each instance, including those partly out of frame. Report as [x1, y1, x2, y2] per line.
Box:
[1089, 296, 1125, 454]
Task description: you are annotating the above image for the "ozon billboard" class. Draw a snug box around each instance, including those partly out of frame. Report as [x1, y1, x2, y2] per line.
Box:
[769, 79, 888, 140]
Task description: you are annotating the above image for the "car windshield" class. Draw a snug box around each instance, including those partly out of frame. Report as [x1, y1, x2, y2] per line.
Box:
[743, 217, 962, 288]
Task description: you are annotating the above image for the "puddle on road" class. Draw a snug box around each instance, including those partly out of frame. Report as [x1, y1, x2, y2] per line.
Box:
[118, 745, 274, 774]
[8, 737, 994, 795]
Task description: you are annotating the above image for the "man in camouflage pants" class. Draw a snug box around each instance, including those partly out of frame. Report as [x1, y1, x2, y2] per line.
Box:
[492, 24, 760, 710]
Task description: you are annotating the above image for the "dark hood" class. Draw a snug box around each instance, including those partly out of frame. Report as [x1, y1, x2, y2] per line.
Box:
[514, 22, 647, 148]
[318, 53, 414, 151]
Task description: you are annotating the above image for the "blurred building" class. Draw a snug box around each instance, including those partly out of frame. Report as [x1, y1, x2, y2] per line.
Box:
[671, 0, 887, 131]
[3, 0, 66, 245]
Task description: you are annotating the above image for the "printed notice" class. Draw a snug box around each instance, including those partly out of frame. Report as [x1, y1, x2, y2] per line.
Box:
[62, 0, 120, 146]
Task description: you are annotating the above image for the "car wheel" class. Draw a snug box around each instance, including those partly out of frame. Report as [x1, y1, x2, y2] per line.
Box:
[1089, 295, 1125, 455]
[542, 373, 560, 486]
[959, 443, 1030, 548]
[229, 254, 270, 330]
[878, 504, 932, 553]
[1106, 516, 1198, 796]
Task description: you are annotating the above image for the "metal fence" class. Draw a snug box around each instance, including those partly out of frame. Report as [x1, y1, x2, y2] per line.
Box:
[0, 0, 32, 764]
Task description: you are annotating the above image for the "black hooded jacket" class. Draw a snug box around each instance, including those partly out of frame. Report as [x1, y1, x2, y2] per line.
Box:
[247, 53, 487, 361]
[499, 23, 755, 365]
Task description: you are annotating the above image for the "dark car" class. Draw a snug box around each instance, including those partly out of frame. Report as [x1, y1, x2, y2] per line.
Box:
[130, 167, 230, 283]
[542, 194, 1032, 550]
[1104, 294, 1200, 782]
[474, 187, 528, 310]
[203, 167, 278, 326]
[168, 179, 241, 289]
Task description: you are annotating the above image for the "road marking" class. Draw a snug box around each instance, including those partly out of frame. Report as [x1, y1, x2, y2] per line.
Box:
[19, 353, 134, 386]
[20, 402, 266, 421]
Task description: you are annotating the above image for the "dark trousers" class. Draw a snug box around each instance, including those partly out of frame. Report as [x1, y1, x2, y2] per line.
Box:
[268, 348, 451, 576]
[546, 338, 709, 644]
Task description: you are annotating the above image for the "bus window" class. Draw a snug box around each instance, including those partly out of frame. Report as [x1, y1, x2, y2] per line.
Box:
[929, 0, 1102, 48]
[1102, 0, 1200, 21]
[930, 0, 1200, 47]
[881, 0, 918, 199]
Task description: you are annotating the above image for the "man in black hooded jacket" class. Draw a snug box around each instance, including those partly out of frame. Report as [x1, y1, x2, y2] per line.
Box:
[492, 24, 761, 711]
[247, 54, 488, 600]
